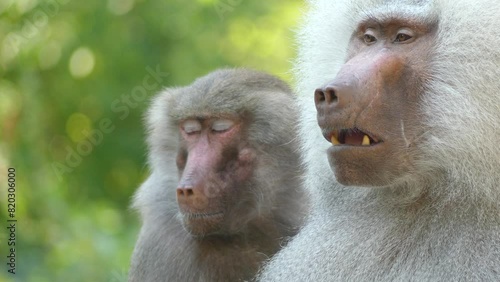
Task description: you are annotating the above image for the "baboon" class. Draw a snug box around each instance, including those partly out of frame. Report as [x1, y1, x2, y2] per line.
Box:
[129, 69, 309, 281]
[259, 0, 500, 280]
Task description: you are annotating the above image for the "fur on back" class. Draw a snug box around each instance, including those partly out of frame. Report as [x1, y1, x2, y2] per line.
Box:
[258, 0, 500, 281]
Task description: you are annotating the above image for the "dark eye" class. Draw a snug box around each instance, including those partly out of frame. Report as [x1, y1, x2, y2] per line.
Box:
[394, 33, 412, 43]
[363, 34, 377, 44]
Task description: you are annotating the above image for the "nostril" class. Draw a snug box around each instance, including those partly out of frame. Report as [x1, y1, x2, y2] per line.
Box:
[315, 89, 326, 103]
[315, 87, 338, 105]
[325, 87, 338, 103]
[177, 188, 195, 197]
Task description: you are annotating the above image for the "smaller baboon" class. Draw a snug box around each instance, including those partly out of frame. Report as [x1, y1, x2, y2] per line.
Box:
[129, 69, 309, 282]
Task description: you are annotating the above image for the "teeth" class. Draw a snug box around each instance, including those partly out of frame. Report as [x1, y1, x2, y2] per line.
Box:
[362, 135, 370, 146]
[331, 134, 340, 145]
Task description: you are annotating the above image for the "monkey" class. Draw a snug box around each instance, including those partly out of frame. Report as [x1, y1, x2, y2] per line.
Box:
[128, 68, 309, 282]
[258, 0, 500, 281]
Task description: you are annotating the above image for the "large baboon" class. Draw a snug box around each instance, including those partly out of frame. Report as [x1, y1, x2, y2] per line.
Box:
[259, 0, 500, 281]
[129, 69, 309, 281]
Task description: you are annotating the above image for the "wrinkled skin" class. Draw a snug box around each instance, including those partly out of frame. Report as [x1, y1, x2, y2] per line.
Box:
[315, 14, 435, 186]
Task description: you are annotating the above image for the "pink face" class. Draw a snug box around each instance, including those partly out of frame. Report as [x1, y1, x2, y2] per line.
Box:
[175, 116, 257, 236]
[314, 18, 435, 187]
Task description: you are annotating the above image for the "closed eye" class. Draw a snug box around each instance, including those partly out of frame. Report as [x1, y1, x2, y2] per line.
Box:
[182, 120, 201, 134]
[212, 119, 234, 132]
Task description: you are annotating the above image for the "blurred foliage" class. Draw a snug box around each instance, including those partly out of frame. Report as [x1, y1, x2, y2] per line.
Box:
[0, 0, 303, 281]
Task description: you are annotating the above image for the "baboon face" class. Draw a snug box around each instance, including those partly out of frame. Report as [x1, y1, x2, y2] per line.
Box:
[315, 18, 436, 187]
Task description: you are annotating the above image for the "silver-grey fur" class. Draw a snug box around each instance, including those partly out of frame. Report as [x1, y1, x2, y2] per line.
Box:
[259, 0, 500, 281]
[129, 69, 309, 282]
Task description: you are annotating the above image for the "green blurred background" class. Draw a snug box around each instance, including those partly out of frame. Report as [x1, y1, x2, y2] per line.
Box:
[0, 0, 303, 281]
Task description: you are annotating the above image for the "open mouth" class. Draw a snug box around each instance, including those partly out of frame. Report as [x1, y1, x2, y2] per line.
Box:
[328, 128, 381, 146]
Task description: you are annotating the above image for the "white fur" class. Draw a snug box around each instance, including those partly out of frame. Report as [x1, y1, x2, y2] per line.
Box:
[259, 0, 500, 280]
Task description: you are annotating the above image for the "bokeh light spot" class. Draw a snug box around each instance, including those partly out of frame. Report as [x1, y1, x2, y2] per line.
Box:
[69, 47, 95, 78]
[1, 34, 21, 65]
[15, 0, 36, 14]
[107, 0, 135, 16]
[108, 159, 140, 191]
[65, 112, 93, 143]
[96, 206, 124, 235]
[0, 80, 21, 119]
